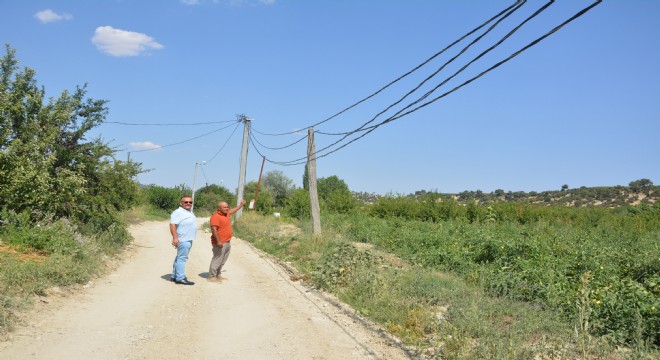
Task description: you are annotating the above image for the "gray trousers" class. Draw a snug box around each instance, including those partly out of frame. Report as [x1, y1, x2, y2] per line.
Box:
[209, 241, 232, 278]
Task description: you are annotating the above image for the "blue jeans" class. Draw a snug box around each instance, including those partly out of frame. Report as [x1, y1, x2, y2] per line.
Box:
[172, 241, 193, 281]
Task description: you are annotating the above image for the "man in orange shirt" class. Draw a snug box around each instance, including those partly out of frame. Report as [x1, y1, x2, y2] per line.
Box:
[208, 199, 246, 283]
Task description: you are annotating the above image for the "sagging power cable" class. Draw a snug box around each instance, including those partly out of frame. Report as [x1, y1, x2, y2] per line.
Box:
[343, 0, 552, 139]
[249, 130, 308, 151]
[250, 0, 523, 137]
[314, 0, 528, 137]
[205, 121, 242, 164]
[130, 121, 239, 153]
[106, 119, 236, 126]
[268, 0, 602, 166]
[269, 0, 540, 165]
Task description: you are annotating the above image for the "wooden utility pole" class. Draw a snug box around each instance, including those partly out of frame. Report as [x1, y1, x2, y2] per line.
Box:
[307, 128, 321, 235]
[235, 116, 251, 220]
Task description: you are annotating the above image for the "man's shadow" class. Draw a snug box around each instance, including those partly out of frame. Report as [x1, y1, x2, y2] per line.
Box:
[160, 273, 210, 282]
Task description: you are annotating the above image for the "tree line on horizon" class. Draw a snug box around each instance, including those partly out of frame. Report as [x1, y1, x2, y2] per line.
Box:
[353, 178, 657, 208]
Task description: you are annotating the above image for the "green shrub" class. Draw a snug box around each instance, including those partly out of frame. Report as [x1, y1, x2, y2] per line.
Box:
[285, 189, 310, 219]
[1, 210, 80, 255]
[311, 242, 381, 291]
[143, 185, 186, 211]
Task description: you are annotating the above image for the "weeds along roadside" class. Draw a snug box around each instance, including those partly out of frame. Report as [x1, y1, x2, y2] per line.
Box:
[235, 211, 655, 359]
[0, 208, 141, 337]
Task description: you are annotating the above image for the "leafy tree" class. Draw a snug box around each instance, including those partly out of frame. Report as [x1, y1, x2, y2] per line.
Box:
[242, 180, 274, 214]
[263, 170, 294, 208]
[192, 183, 232, 215]
[561, 184, 569, 191]
[144, 185, 186, 211]
[0, 45, 142, 225]
[317, 175, 355, 213]
[317, 175, 348, 196]
[629, 178, 653, 194]
[323, 188, 355, 213]
[285, 189, 310, 219]
[475, 189, 485, 200]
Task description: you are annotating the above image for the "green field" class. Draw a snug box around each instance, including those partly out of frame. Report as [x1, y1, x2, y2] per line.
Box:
[236, 197, 659, 359]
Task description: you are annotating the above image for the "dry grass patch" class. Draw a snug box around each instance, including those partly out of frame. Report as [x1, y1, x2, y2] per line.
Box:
[0, 243, 47, 263]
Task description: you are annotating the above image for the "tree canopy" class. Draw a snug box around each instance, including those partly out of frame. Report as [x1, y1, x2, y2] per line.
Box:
[0, 45, 142, 226]
[263, 170, 294, 208]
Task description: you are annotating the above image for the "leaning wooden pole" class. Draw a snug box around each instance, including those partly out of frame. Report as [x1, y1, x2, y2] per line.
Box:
[307, 128, 321, 235]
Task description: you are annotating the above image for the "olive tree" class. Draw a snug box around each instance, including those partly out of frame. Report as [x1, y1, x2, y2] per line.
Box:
[263, 170, 295, 208]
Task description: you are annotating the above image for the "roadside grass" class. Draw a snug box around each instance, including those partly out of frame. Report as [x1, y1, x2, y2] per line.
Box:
[235, 211, 653, 359]
[0, 212, 136, 337]
[123, 204, 170, 224]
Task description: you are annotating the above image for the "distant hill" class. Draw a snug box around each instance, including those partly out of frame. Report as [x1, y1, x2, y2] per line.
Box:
[353, 179, 658, 208]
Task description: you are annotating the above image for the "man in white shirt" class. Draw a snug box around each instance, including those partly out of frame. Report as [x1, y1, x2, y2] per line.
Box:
[170, 196, 197, 285]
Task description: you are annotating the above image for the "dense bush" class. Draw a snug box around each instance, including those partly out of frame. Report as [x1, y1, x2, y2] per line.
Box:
[191, 184, 234, 215]
[242, 181, 274, 214]
[285, 189, 311, 219]
[312, 242, 381, 291]
[369, 194, 464, 221]
[317, 176, 356, 214]
[142, 185, 185, 211]
[322, 188, 355, 214]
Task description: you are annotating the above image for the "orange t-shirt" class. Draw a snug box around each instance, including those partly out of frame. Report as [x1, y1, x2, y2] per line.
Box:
[209, 211, 232, 245]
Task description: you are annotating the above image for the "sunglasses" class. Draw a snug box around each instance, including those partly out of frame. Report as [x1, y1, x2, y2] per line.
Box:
[182, 201, 193, 204]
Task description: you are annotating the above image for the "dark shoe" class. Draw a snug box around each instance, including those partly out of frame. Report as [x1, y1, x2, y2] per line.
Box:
[175, 279, 195, 285]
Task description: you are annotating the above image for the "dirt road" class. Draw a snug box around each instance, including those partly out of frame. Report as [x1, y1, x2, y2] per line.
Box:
[0, 220, 412, 360]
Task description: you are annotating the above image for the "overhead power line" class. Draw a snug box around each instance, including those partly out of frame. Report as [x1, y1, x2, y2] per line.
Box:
[106, 119, 236, 126]
[267, 0, 602, 166]
[249, 131, 308, 151]
[314, 0, 527, 137]
[267, 0, 535, 165]
[248, 133, 266, 159]
[323, 0, 547, 141]
[130, 121, 240, 153]
[251, 1, 524, 155]
[205, 121, 242, 164]
[250, 0, 523, 137]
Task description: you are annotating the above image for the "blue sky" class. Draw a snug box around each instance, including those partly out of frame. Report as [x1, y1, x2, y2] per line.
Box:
[2, 0, 659, 195]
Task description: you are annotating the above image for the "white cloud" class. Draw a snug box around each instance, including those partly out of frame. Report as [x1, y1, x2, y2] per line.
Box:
[259, 0, 276, 5]
[34, 9, 73, 23]
[130, 141, 163, 151]
[180, 0, 200, 5]
[92, 26, 164, 57]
